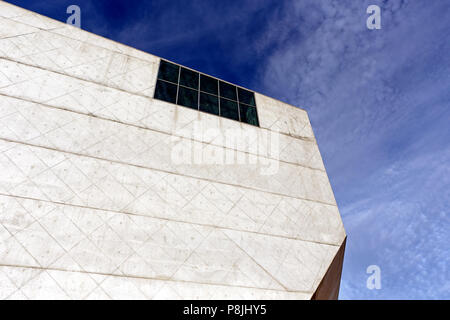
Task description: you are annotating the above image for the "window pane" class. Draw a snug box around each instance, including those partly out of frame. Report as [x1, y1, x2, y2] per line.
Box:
[219, 81, 237, 101]
[239, 104, 259, 126]
[154, 80, 177, 104]
[177, 86, 198, 110]
[220, 98, 239, 121]
[200, 74, 218, 95]
[237, 88, 256, 106]
[179, 67, 199, 89]
[157, 60, 179, 83]
[199, 93, 219, 115]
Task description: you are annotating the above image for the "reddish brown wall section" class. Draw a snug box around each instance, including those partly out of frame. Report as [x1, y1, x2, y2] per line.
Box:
[311, 237, 347, 300]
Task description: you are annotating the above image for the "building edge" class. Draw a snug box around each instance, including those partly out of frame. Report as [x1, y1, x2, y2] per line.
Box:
[311, 237, 347, 300]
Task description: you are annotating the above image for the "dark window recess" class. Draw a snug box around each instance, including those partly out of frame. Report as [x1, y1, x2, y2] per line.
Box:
[157, 60, 179, 83]
[154, 60, 259, 126]
[238, 88, 256, 106]
[239, 104, 259, 126]
[199, 92, 219, 115]
[200, 74, 218, 95]
[154, 80, 177, 104]
[219, 81, 237, 101]
[177, 86, 198, 110]
[179, 67, 199, 89]
[220, 98, 240, 121]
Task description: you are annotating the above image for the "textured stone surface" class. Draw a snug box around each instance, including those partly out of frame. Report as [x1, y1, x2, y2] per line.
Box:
[0, 1, 345, 300]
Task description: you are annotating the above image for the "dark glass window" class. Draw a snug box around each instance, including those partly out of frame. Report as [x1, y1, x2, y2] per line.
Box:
[219, 81, 237, 101]
[200, 74, 218, 95]
[177, 86, 198, 110]
[238, 88, 256, 106]
[220, 98, 239, 121]
[199, 92, 219, 115]
[239, 103, 259, 126]
[179, 67, 199, 89]
[154, 80, 177, 104]
[157, 60, 179, 83]
[154, 60, 259, 126]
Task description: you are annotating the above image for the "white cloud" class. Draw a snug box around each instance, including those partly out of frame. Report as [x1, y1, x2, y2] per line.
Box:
[256, 0, 450, 299]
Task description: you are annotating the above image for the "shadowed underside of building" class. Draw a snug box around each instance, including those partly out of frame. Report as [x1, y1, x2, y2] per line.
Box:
[0, 1, 346, 300]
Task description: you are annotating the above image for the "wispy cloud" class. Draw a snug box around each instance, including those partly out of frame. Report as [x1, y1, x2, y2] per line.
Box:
[256, 0, 450, 299]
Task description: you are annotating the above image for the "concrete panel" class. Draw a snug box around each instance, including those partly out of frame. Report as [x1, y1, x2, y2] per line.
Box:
[0, 139, 344, 244]
[0, 58, 324, 170]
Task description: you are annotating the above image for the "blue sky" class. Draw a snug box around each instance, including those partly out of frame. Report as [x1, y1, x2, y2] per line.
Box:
[6, 0, 449, 299]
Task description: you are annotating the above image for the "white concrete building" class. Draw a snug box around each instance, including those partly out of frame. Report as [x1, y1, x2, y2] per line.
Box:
[0, 1, 346, 300]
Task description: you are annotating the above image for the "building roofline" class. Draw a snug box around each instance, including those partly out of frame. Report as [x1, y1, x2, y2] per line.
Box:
[3, 1, 307, 113]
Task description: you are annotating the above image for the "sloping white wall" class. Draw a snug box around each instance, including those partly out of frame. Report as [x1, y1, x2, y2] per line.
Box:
[0, 1, 345, 300]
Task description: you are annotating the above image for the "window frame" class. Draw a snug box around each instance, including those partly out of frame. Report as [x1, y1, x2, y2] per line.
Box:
[154, 59, 260, 127]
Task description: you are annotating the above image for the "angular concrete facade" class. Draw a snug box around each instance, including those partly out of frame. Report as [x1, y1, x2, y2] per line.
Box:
[0, 1, 345, 300]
